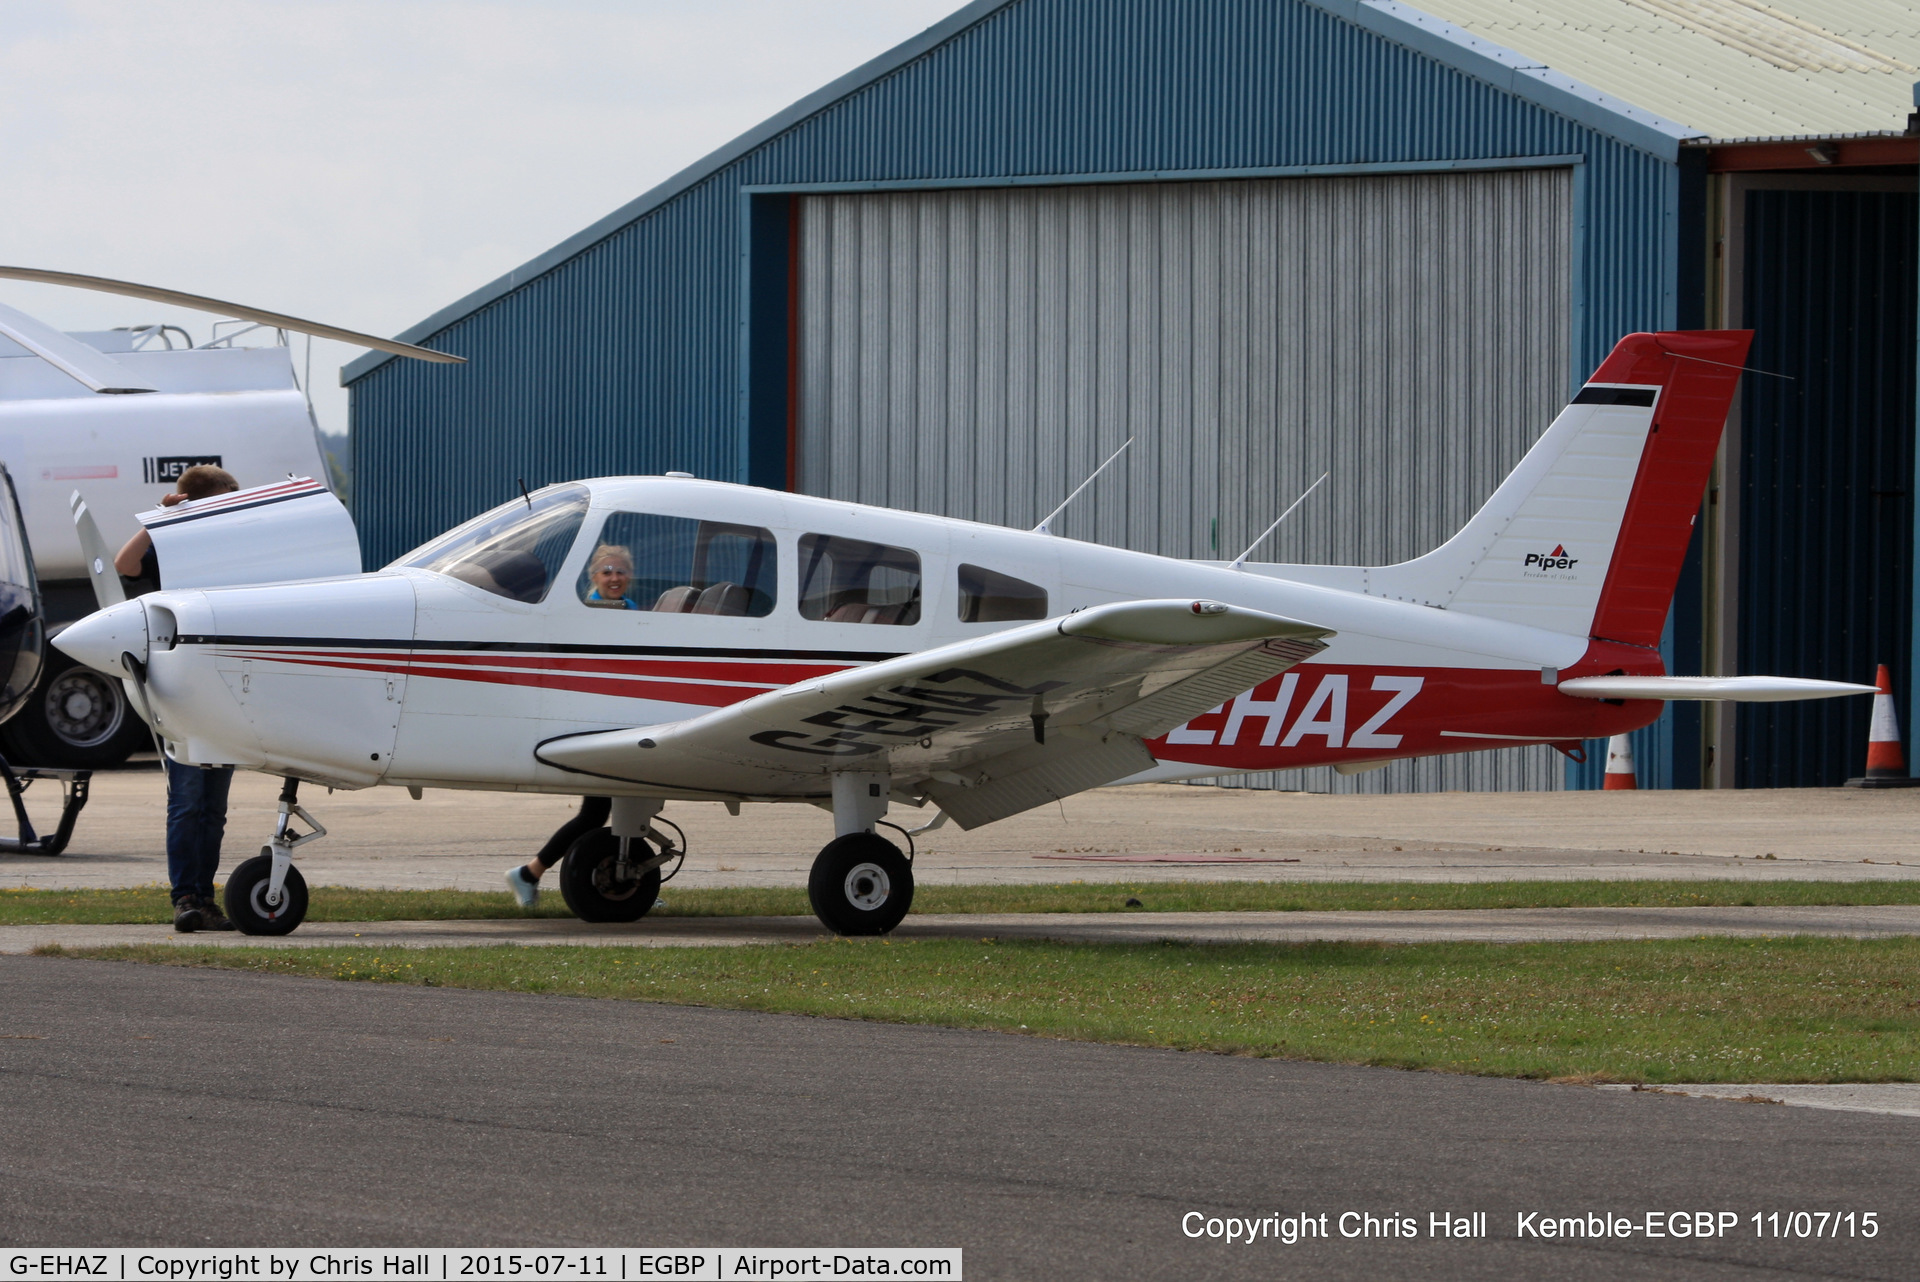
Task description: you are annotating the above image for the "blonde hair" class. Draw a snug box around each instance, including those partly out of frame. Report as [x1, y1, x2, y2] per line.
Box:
[177, 465, 240, 500]
[589, 545, 633, 572]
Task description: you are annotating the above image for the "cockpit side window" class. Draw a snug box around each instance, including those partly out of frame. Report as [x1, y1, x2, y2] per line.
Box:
[958, 564, 1047, 622]
[798, 534, 921, 625]
[395, 485, 588, 604]
[580, 513, 776, 617]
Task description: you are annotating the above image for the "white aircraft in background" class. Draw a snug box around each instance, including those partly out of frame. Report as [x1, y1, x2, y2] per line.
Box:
[56, 328, 1872, 937]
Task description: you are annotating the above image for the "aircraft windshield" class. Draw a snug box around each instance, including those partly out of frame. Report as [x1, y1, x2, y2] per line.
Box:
[395, 486, 589, 604]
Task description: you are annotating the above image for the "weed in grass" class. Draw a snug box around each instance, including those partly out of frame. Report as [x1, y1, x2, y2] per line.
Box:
[55, 935, 1920, 1085]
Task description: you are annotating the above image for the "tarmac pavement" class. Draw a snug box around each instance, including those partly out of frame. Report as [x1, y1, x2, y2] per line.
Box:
[2, 954, 1914, 1278]
[4, 768, 1918, 892]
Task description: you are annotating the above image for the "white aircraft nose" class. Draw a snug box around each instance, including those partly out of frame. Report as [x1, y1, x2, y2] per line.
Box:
[53, 600, 148, 678]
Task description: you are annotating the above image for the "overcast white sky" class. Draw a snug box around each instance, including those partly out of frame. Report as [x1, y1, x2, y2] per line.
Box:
[0, 0, 968, 438]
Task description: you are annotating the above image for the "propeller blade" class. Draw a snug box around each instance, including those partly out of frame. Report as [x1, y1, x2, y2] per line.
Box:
[0, 266, 465, 365]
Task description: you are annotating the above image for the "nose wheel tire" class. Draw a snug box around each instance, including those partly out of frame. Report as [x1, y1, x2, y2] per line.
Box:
[558, 828, 661, 923]
[223, 851, 310, 936]
[808, 832, 913, 936]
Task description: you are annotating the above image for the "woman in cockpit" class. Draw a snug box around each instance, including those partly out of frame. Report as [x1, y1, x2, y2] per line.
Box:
[582, 545, 640, 609]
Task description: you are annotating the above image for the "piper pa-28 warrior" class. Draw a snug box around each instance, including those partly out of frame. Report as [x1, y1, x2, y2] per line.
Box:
[55, 328, 1873, 937]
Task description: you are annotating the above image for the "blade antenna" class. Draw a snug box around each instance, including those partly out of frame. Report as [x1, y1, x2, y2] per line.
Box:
[1034, 438, 1132, 536]
[1230, 471, 1329, 570]
[516, 478, 533, 512]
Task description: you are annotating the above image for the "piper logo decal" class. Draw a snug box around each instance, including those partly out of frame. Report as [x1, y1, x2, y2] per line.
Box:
[1524, 544, 1578, 571]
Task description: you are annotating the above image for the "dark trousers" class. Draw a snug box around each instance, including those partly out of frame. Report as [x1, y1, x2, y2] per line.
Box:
[166, 758, 233, 904]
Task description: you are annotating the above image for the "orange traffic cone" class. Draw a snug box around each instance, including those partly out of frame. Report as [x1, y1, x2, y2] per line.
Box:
[1846, 664, 1919, 788]
[1603, 734, 1637, 790]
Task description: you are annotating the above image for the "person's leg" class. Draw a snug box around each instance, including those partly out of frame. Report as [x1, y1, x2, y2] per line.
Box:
[165, 759, 207, 931]
[164, 758, 206, 906]
[507, 796, 610, 907]
[527, 796, 612, 880]
[194, 766, 235, 902]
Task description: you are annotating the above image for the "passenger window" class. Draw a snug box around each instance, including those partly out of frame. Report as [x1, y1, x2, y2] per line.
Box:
[397, 485, 588, 604]
[958, 564, 1047, 622]
[798, 534, 921, 625]
[579, 513, 776, 617]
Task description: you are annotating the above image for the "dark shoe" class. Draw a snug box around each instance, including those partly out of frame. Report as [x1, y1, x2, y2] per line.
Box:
[172, 897, 204, 933]
[197, 897, 235, 932]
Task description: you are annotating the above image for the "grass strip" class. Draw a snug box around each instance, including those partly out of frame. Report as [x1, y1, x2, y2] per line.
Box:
[8, 878, 1920, 925]
[52, 935, 1920, 1084]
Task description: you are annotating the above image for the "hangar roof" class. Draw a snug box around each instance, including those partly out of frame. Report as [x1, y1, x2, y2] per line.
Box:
[1404, 0, 1920, 140]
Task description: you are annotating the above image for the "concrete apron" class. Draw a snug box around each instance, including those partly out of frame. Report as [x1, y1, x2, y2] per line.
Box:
[5, 772, 1920, 892]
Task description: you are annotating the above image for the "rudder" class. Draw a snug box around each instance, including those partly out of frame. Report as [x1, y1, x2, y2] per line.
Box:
[1367, 330, 1751, 644]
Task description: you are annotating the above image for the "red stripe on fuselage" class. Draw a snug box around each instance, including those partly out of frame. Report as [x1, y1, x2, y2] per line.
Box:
[1149, 649, 1663, 771]
[210, 647, 862, 709]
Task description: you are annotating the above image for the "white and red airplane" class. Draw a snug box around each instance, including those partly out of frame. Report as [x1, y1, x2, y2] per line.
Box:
[54, 328, 1872, 937]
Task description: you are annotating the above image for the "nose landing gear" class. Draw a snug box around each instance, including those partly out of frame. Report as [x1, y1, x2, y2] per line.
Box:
[224, 776, 325, 935]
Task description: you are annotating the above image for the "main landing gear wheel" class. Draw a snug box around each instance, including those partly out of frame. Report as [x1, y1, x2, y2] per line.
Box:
[808, 832, 913, 936]
[224, 851, 310, 936]
[559, 829, 661, 923]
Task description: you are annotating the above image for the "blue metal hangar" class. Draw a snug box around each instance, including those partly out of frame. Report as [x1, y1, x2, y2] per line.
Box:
[345, 0, 1919, 793]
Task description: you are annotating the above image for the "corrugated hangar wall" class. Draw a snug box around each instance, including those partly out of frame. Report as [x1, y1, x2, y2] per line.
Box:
[347, 0, 1688, 788]
[796, 169, 1573, 792]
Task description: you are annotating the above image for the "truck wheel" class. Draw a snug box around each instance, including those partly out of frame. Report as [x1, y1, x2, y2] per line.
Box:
[0, 648, 138, 768]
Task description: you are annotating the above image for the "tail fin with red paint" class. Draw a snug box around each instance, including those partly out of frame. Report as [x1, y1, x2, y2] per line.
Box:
[1373, 330, 1751, 645]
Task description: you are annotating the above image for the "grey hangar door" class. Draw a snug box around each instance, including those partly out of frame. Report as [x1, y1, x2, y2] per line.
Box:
[793, 169, 1573, 792]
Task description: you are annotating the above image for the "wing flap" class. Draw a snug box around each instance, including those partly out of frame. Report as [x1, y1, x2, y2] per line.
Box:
[927, 731, 1157, 830]
[1107, 635, 1326, 737]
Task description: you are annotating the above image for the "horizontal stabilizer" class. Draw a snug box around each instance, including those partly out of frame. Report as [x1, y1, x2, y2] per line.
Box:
[1559, 676, 1876, 702]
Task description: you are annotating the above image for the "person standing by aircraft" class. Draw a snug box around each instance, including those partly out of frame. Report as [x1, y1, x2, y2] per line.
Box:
[114, 465, 243, 932]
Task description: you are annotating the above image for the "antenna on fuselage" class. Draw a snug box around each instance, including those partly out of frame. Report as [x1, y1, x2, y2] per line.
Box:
[1229, 471, 1329, 570]
[1033, 438, 1132, 536]
[516, 477, 533, 512]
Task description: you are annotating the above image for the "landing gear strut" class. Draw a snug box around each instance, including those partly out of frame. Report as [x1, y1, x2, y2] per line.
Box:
[559, 796, 682, 923]
[808, 771, 913, 936]
[225, 776, 325, 936]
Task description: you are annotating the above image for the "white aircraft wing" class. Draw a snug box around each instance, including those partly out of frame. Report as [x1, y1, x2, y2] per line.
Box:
[537, 599, 1332, 828]
[1559, 676, 1876, 702]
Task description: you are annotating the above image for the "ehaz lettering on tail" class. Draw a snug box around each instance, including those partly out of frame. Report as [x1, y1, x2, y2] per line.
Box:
[56, 330, 1874, 938]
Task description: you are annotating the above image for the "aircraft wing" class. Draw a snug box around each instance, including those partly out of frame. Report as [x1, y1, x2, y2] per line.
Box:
[536, 599, 1332, 828]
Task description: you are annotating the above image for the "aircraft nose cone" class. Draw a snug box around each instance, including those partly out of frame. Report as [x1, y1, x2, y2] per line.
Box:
[53, 600, 148, 678]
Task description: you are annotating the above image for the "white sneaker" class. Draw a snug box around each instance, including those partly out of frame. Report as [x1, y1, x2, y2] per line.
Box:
[505, 865, 540, 908]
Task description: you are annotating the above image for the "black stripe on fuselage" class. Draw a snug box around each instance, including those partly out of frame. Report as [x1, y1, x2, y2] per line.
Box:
[171, 634, 905, 662]
[145, 488, 327, 528]
[1571, 386, 1657, 407]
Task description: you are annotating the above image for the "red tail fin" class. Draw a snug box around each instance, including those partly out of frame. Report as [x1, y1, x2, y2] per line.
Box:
[1587, 330, 1752, 648]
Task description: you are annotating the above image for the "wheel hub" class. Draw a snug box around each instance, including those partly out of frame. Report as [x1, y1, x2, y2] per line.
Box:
[247, 880, 289, 921]
[44, 669, 124, 747]
[590, 855, 642, 900]
[843, 862, 891, 910]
